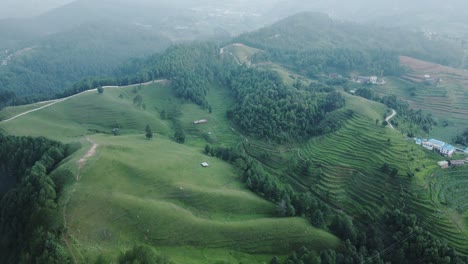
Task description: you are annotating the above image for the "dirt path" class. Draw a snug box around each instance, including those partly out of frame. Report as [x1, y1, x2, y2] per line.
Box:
[63, 137, 99, 263]
[0, 79, 167, 123]
[386, 109, 397, 129]
[76, 137, 98, 181]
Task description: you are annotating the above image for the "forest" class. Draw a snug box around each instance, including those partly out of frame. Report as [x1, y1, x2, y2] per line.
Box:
[0, 135, 78, 263]
[0, 21, 172, 106]
[223, 65, 345, 142]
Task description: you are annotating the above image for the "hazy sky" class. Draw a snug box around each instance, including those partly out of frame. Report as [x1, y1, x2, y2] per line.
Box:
[0, 0, 74, 19]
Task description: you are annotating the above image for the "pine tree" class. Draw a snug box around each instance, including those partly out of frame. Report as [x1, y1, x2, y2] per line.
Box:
[145, 125, 153, 140]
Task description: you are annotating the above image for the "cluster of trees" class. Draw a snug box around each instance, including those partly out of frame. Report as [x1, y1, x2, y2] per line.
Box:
[349, 88, 436, 133]
[380, 95, 436, 133]
[0, 135, 76, 263]
[453, 128, 468, 146]
[0, 90, 17, 110]
[116, 43, 221, 110]
[223, 66, 345, 142]
[94, 245, 172, 264]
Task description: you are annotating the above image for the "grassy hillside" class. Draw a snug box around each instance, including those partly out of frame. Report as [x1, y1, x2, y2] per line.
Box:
[0, 82, 341, 263]
[65, 134, 339, 263]
[2, 46, 468, 260]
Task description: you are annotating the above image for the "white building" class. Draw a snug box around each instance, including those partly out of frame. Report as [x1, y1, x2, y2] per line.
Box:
[441, 144, 455, 157]
[426, 139, 446, 151]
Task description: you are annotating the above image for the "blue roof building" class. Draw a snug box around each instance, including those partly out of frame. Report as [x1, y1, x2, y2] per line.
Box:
[464, 147, 468, 153]
[441, 144, 456, 157]
[428, 139, 445, 147]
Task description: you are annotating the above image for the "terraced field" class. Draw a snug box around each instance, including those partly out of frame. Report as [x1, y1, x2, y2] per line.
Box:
[426, 167, 468, 253]
[374, 56, 468, 141]
[274, 94, 468, 253]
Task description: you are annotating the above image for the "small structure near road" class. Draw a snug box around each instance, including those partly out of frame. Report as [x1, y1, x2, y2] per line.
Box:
[201, 162, 209, 167]
[193, 119, 208, 125]
[450, 160, 465, 166]
[352, 76, 385, 85]
[438, 161, 449, 169]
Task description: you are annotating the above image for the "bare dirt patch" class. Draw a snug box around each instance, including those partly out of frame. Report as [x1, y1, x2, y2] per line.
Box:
[401, 56, 468, 78]
[76, 137, 98, 181]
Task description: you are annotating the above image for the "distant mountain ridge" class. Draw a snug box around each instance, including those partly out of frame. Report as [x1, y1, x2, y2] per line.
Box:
[236, 12, 464, 68]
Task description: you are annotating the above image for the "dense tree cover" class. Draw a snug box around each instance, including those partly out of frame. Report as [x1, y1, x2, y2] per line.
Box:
[236, 12, 464, 71]
[0, 21, 171, 107]
[0, 90, 17, 110]
[116, 43, 222, 109]
[454, 128, 468, 146]
[0, 135, 73, 194]
[0, 135, 76, 263]
[223, 66, 345, 142]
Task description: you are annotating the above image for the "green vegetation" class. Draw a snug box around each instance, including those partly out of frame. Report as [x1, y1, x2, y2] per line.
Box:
[0, 83, 341, 263]
[224, 66, 345, 142]
[454, 129, 468, 146]
[374, 72, 468, 141]
[0, 22, 172, 105]
[1, 12, 468, 263]
[236, 12, 464, 73]
[0, 135, 76, 263]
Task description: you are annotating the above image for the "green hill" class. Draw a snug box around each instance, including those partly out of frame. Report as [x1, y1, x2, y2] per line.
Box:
[2, 33, 468, 262]
[0, 83, 340, 263]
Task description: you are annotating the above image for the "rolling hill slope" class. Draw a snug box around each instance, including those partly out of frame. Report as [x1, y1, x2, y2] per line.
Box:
[0, 82, 340, 263]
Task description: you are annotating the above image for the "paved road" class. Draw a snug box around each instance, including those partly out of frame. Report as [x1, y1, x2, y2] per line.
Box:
[385, 109, 397, 129]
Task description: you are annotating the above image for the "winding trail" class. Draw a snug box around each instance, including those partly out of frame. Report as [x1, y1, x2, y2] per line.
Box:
[63, 137, 99, 264]
[0, 79, 166, 123]
[385, 109, 397, 129]
[76, 137, 98, 181]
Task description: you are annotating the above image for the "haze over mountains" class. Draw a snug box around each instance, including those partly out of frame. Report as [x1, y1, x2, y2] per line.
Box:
[1, 1, 468, 263]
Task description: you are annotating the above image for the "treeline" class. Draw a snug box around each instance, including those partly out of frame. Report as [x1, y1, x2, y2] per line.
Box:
[277, 209, 467, 264]
[453, 128, 468, 146]
[0, 135, 77, 263]
[253, 48, 404, 77]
